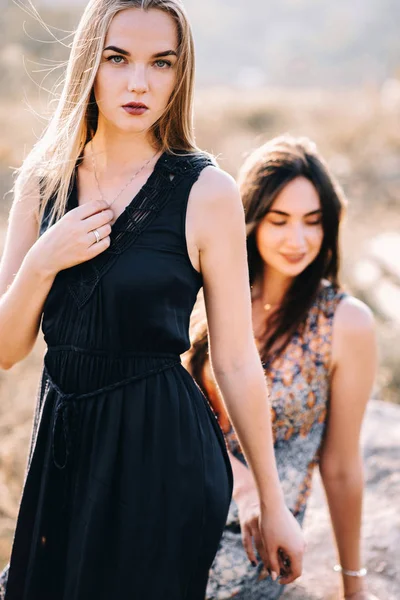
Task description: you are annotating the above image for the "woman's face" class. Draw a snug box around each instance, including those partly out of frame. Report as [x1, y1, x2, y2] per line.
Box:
[94, 8, 179, 136]
[255, 176, 324, 278]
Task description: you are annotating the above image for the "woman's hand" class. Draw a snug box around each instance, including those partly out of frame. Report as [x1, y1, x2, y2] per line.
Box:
[236, 486, 264, 567]
[29, 200, 114, 276]
[259, 502, 305, 584]
[236, 485, 304, 584]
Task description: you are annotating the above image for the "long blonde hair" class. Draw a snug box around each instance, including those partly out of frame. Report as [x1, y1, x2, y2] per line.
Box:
[15, 0, 198, 224]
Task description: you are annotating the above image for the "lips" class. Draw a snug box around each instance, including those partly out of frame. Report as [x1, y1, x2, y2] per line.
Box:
[122, 102, 148, 109]
[122, 102, 149, 116]
[280, 253, 307, 264]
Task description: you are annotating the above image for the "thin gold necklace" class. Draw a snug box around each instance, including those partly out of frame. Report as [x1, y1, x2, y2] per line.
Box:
[90, 140, 159, 208]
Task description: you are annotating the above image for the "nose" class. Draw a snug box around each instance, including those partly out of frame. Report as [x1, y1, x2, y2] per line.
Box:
[286, 223, 307, 249]
[127, 64, 149, 94]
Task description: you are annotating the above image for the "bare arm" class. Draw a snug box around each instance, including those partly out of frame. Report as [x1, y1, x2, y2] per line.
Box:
[187, 167, 304, 582]
[192, 353, 266, 565]
[319, 297, 377, 599]
[0, 178, 113, 369]
[0, 179, 50, 368]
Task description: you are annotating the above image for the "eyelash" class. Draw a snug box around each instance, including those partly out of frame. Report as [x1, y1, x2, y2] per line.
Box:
[106, 55, 172, 69]
[106, 55, 126, 65]
[154, 59, 172, 69]
[270, 220, 322, 227]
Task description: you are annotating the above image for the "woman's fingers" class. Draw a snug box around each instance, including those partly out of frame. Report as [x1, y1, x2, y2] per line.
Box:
[86, 235, 111, 258]
[278, 547, 292, 580]
[87, 223, 112, 246]
[266, 546, 280, 582]
[74, 200, 110, 220]
[259, 505, 305, 585]
[241, 525, 258, 566]
[82, 208, 114, 231]
[37, 201, 114, 273]
[276, 546, 303, 584]
[242, 522, 304, 586]
[253, 526, 270, 573]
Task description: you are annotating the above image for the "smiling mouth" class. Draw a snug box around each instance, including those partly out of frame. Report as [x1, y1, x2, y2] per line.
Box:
[280, 253, 307, 263]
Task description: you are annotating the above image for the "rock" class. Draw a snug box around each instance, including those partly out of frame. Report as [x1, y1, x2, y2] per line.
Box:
[369, 233, 400, 281]
[284, 400, 400, 600]
[353, 232, 400, 325]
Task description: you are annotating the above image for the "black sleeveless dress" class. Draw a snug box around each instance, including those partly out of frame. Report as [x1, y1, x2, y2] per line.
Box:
[3, 151, 233, 600]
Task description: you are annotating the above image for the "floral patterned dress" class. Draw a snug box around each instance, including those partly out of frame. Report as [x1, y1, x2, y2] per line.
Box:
[206, 283, 346, 600]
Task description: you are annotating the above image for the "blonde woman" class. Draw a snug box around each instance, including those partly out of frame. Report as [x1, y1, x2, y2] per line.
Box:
[0, 2, 304, 598]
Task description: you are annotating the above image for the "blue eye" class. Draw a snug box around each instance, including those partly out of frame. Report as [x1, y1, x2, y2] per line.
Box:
[154, 59, 172, 69]
[107, 55, 125, 64]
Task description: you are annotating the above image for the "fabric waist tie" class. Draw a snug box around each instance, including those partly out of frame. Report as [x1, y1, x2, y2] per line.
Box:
[43, 354, 181, 470]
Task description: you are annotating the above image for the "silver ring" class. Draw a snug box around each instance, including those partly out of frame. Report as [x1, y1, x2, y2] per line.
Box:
[93, 229, 101, 244]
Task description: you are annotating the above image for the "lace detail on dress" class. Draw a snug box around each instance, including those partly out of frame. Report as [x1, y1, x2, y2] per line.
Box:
[41, 152, 215, 310]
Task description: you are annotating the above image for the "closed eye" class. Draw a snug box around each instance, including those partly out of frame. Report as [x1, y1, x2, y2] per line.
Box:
[305, 219, 322, 226]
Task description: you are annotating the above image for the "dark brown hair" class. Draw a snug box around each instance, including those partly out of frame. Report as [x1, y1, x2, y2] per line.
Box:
[241, 135, 346, 360]
[187, 135, 346, 376]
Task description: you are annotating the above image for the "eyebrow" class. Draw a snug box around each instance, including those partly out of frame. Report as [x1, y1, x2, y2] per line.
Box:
[103, 46, 178, 58]
[268, 209, 322, 217]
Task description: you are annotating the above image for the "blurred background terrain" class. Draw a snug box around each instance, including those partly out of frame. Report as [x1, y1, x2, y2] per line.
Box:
[0, 0, 399, 597]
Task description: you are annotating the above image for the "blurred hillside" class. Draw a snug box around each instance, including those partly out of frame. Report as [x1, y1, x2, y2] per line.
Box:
[0, 0, 400, 92]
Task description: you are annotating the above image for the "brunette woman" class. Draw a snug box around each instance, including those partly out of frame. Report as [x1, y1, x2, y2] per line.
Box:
[188, 136, 378, 600]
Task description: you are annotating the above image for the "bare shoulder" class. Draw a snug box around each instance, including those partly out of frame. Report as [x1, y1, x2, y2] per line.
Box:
[187, 166, 244, 247]
[193, 164, 238, 194]
[331, 295, 376, 369]
[192, 165, 241, 209]
[333, 295, 375, 335]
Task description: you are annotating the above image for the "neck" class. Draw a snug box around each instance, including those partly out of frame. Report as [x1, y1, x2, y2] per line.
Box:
[257, 265, 294, 306]
[90, 123, 159, 175]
